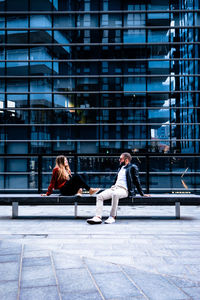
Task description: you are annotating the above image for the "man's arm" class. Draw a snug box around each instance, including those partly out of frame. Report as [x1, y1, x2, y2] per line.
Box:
[131, 165, 144, 196]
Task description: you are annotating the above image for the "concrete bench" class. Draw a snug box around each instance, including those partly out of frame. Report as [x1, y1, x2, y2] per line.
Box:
[0, 193, 200, 219]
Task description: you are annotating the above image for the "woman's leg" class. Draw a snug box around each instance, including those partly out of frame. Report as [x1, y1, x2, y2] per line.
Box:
[60, 174, 90, 196]
[72, 174, 90, 190]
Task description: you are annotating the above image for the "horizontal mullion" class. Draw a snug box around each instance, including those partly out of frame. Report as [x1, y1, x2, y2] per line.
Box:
[148, 172, 200, 175]
[0, 172, 38, 175]
[1, 107, 199, 111]
[0, 154, 200, 157]
[2, 42, 200, 46]
[2, 26, 200, 30]
[146, 189, 200, 191]
[1, 75, 200, 78]
[1, 139, 200, 142]
[0, 172, 199, 175]
[0, 91, 199, 94]
[1, 123, 200, 126]
[0, 189, 38, 191]
[2, 58, 200, 62]
[0, 10, 200, 14]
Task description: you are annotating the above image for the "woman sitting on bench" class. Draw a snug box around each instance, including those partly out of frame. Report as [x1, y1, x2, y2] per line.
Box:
[42, 155, 99, 197]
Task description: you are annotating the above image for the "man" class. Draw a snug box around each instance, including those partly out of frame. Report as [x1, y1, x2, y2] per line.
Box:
[87, 152, 149, 225]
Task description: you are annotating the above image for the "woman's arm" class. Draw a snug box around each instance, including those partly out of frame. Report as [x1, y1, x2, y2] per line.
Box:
[46, 168, 58, 196]
[66, 165, 71, 176]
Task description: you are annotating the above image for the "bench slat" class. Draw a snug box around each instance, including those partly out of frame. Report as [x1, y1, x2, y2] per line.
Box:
[1, 194, 200, 205]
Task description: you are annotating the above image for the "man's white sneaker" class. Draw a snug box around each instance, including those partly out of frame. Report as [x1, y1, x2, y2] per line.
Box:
[104, 216, 116, 224]
[87, 216, 102, 225]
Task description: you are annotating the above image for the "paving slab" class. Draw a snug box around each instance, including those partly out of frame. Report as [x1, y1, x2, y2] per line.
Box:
[92, 271, 143, 299]
[52, 252, 85, 269]
[21, 265, 57, 288]
[0, 262, 20, 281]
[0, 281, 18, 300]
[20, 286, 60, 300]
[56, 268, 99, 294]
[83, 257, 121, 274]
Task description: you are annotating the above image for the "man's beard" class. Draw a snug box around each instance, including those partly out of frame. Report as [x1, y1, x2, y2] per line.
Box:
[120, 161, 125, 167]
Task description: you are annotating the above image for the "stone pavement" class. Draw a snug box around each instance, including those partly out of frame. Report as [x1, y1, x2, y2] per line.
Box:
[0, 205, 200, 300]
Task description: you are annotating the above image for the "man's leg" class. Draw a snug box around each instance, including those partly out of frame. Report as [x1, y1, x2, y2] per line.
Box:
[96, 187, 114, 218]
[87, 187, 114, 224]
[110, 187, 128, 217]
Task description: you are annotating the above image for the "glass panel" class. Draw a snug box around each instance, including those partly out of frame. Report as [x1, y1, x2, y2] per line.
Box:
[149, 156, 200, 192]
[7, 30, 28, 44]
[6, 1, 28, 11]
[0, 92, 4, 117]
[30, 0, 52, 11]
[0, 156, 38, 190]
[6, 49, 28, 72]
[6, 94, 28, 123]
[7, 79, 28, 96]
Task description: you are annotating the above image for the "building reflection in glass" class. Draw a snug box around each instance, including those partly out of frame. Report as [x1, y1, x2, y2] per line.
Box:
[0, 0, 199, 192]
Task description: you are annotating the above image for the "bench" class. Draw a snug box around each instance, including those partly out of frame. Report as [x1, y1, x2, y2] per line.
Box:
[0, 193, 200, 219]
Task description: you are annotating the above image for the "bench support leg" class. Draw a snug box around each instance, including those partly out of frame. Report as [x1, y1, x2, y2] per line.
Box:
[175, 202, 180, 219]
[74, 202, 78, 218]
[12, 202, 18, 219]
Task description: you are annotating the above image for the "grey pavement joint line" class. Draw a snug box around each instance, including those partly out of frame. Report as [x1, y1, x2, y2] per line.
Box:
[119, 265, 150, 300]
[153, 267, 194, 298]
[155, 262, 195, 285]
[17, 244, 24, 300]
[50, 251, 62, 300]
[83, 257, 106, 300]
[163, 275, 196, 298]
[184, 263, 198, 278]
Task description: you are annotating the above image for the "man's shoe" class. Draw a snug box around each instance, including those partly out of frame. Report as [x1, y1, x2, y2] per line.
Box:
[87, 216, 102, 225]
[104, 216, 116, 224]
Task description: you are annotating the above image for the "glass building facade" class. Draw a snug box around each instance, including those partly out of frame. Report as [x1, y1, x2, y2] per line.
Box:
[0, 0, 200, 193]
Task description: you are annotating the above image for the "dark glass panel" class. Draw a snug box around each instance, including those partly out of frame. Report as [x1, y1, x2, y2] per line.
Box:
[6, 0, 28, 11]
[30, 0, 53, 11]
[7, 30, 28, 44]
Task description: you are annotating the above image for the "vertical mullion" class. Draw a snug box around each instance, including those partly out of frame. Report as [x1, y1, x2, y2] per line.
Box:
[51, 1, 54, 155]
[121, 0, 124, 152]
[98, 0, 101, 154]
[74, 3, 78, 158]
[192, 1, 196, 153]
[169, 0, 172, 153]
[28, 0, 31, 190]
[146, 154, 149, 194]
[145, 1, 148, 152]
[4, 0, 7, 189]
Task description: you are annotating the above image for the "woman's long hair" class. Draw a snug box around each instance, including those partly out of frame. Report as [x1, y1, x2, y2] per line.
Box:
[55, 155, 71, 181]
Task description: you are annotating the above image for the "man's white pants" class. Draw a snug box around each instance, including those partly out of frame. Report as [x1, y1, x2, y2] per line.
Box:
[96, 185, 128, 218]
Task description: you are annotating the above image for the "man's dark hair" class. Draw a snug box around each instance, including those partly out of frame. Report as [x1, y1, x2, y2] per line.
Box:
[121, 152, 132, 162]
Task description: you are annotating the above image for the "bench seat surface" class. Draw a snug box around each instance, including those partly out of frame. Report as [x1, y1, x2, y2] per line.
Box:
[0, 194, 200, 205]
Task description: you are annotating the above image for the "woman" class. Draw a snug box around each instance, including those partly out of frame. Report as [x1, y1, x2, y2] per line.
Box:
[42, 155, 99, 196]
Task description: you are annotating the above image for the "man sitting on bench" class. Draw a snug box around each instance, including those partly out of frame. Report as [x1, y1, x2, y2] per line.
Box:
[87, 152, 149, 225]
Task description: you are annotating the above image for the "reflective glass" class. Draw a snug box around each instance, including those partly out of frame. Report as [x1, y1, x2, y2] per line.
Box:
[1, 0, 200, 191]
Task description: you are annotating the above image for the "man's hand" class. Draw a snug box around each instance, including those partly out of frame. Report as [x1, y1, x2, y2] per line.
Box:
[143, 194, 151, 197]
[41, 193, 48, 196]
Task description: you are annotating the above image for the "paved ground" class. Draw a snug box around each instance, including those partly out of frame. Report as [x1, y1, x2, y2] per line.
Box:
[0, 204, 200, 300]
